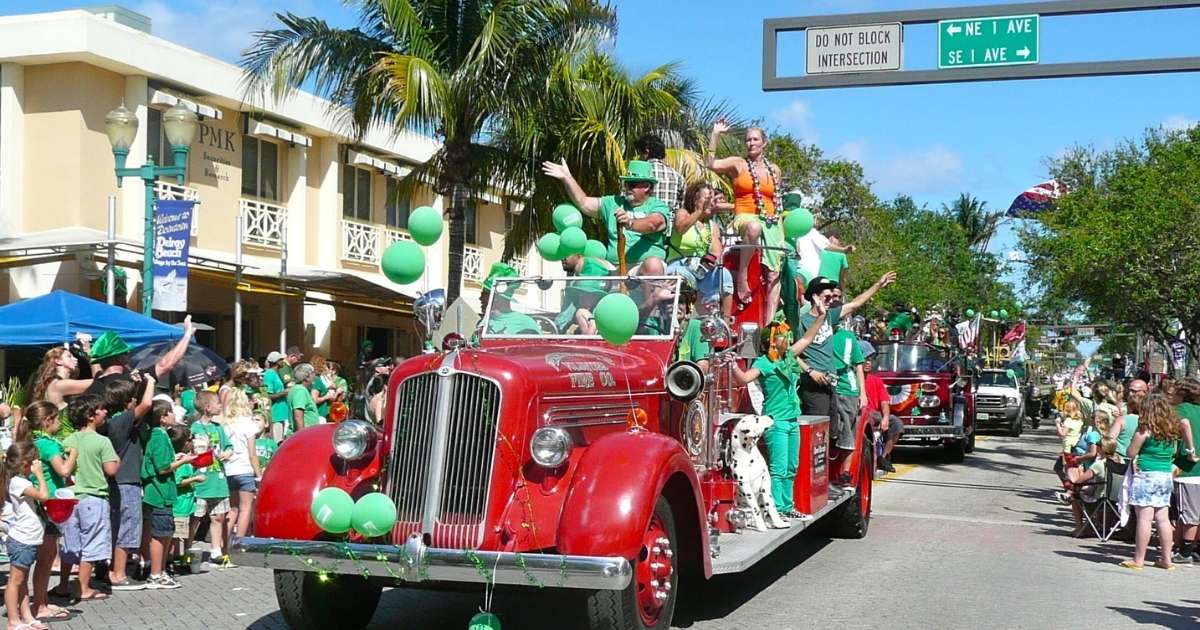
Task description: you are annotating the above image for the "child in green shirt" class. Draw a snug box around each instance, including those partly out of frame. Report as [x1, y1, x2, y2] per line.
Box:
[167, 425, 205, 571]
[254, 416, 278, 472]
[141, 400, 195, 589]
[188, 391, 233, 567]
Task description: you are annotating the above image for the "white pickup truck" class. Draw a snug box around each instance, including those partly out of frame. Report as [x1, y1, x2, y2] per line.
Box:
[974, 369, 1026, 436]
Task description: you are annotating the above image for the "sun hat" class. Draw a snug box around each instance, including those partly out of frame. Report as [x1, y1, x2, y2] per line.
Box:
[482, 262, 520, 298]
[90, 331, 132, 361]
[266, 351, 284, 365]
[619, 160, 658, 185]
[803, 276, 839, 302]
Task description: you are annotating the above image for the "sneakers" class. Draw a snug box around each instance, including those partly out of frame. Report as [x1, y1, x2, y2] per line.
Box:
[218, 555, 237, 569]
[879, 458, 897, 473]
[145, 573, 181, 590]
[109, 577, 146, 591]
[1055, 491, 1072, 505]
[1172, 551, 1194, 565]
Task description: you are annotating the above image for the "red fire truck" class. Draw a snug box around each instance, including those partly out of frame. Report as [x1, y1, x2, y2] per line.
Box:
[235, 257, 874, 630]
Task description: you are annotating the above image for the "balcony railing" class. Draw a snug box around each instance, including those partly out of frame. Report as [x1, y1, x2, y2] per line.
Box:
[463, 245, 483, 283]
[508, 256, 527, 277]
[154, 181, 200, 236]
[383, 227, 413, 248]
[240, 198, 287, 248]
[341, 219, 381, 264]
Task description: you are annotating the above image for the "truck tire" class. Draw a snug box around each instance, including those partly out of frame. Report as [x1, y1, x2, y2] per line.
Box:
[963, 428, 976, 454]
[943, 438, 966, 463]
[274, 570, 381, 630]
[830, 438, 873, 539]
[1008, 416, 1023, 438]
[586, 497, 678, 630]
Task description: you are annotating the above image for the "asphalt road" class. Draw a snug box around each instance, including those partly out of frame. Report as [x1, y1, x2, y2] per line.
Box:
[26, 424, 1200, 629]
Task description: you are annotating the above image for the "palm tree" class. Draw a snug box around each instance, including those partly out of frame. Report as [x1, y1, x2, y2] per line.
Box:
[241, 0, 616, 303]
[944, 193, 1002, 251]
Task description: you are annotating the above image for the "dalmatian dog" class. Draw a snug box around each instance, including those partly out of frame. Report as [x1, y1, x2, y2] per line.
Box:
[729, 414, 789, 531]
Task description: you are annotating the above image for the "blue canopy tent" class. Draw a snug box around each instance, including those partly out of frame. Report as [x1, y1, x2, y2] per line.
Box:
[0, 290, 183, 347]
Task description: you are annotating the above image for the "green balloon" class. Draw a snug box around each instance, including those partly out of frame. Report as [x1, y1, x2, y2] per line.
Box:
[310, 487, 354, 534]
[468, 611, 502, 630]
[1014, 301, 1024, 310]
[1006, 369, 1017, 380]
[593, 293, 639, 345]
[381, 240, 425, 285]
[351, 492, 397, 538]
[552, 203, 583, 232]
[583, 239, 607, 261]
[558, 226, 586, 256]
[999, 309, 1009, 319]
[965, 309, 976, 318]
[989, 310, 999, 318]
[783, 207, 814, 240]
[537, 233, 564, 261]
[406, 206, 442, 246]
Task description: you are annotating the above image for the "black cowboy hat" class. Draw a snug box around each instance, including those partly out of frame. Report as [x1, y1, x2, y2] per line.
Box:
[803, 276, 839, 302]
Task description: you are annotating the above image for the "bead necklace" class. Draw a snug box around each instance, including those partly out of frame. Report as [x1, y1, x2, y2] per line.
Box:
[746, 154, 782, 224]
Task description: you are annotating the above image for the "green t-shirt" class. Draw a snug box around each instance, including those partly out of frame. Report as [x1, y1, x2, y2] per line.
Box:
[1116, 414, 1139, 458]
[1175, 403, 1200, 477]
[173, 463, 197, 518]
[287, 384, 320, 429]
[1138, 435, 1178, 473]
[180, 389, 197, 415]
[264, 369, 289, 423]
[818, 250, 848, 283]
[486, 310, 541, 335]
[751, 355, 802, 421]
[141, 427, 178, 508]
[677, 319, 711, 363]
[189, 419, 231, 499]
[832, 331, 865, 397]
[256, 437, 279, 471]
[62, 429, 118, 498]
[313, 377, 331, 418]
[599, 195, 672, 265]
[32, 435, 67, 496]
[277, 363, 294, 387]
[796, 306, 843, 374]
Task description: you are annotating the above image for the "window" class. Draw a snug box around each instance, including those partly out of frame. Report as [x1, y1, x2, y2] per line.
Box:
[242, 136, 279, 200]
[504, 202, 515, 233]
[146, 108, 173, 171]
[463, 202, 477, 244]
[343, 164, 372, 221]
[385, 178, 410, 228]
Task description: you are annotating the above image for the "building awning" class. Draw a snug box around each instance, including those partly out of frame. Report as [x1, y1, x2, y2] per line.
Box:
[0, 228, 416, 315]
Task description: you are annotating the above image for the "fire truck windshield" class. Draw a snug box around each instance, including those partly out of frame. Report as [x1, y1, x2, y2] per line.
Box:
[873, 343, 948, 373]
[481, 275, 681, 340]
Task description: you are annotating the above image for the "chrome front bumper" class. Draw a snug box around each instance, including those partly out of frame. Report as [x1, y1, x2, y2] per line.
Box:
[898, 424, 965, 439]
[231, 534, 632, 591]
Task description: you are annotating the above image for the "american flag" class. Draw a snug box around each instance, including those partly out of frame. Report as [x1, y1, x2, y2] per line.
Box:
[1006, 180, 1067, 217]
[955, 313, 982, 351]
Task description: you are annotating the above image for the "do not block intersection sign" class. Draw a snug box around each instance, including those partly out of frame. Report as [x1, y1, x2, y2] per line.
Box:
[938, 14, 1039, 69]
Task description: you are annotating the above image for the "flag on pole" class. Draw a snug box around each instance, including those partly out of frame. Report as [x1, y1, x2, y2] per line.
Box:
[1010, 340, 1029, 364]
[955, 313, 983, 350]
[1006, 180, 1067, 217]
[1001, 321, 1027, 346]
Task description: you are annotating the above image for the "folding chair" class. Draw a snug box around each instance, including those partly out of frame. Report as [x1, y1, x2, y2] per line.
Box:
[1077, 459, 1129, 542]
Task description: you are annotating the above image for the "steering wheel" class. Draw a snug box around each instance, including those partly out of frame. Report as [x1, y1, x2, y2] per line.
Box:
[530, 315, 560, 335]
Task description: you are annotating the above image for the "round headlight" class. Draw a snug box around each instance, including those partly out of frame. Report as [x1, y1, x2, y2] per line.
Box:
[530, 427, 572, 468]
[1006, 395, 1020, 405]
[332, 420, 376, 460]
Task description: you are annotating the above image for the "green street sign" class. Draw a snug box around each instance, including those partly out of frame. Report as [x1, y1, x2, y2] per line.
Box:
[938, 14, 1039, 69]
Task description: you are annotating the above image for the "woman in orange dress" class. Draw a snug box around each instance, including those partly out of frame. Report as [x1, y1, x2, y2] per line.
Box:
[706, 122, 785, 323]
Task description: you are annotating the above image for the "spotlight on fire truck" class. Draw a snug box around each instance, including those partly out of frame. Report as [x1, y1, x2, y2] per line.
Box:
[666, 361, 705, 402]
[530, 427, 572, 467]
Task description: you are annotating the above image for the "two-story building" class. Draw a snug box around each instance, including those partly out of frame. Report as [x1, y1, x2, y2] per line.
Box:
[0, 6, 551, 377]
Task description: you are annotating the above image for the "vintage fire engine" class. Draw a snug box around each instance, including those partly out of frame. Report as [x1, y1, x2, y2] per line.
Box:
[871, 341, 977, 461]
[234, 258, 875, 630]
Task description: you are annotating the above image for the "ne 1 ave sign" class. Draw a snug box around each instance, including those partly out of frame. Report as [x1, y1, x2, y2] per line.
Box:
[806, 23, 903, 75]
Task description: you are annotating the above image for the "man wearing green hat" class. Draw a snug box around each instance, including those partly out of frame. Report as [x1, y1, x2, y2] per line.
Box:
[542, 159, 672, 270]
[85, 316, 196, 397]
[480, 262, 540, 336]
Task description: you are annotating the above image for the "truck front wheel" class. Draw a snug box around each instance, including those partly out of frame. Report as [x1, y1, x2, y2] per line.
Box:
[274, 569, 381, 630]
[830, 436, 874, 538]
[586, 497, 678, 630]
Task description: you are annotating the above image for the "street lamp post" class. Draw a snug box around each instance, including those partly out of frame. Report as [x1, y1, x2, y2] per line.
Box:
[105, 102, 198, 315]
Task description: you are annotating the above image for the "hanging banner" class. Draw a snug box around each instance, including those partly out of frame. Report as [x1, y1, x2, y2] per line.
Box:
[152, 199, 195, 312]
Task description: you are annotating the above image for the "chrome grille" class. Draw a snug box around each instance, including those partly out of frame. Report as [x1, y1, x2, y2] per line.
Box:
[386, 371, 501, 549]
[977, 395, 1004, 407]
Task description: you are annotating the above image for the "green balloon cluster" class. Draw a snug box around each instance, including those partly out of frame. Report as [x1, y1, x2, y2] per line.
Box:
[583, 239, 607, 261]
[311, 487, 354, 534]
[406, 206, 443, 246]
[559, 226, 586, 256]
[965, 309, 976, 318]
[351, 492, 397, 538]
[552, 203, 584, 232]
[999, 309, 1009, 319]
[537, 233, 564, 261]
[594, 293, 639, 345]
[783, 207, 814, 240]
[381, 240, 425, 285]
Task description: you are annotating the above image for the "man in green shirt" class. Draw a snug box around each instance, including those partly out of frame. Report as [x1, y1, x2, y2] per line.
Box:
[817, 229, 851, 287]
[479, 262, 541, 337]
[543, 159, 672, 269]
[831, 328, 866, 482]
[263, 351, 290, 441]
[1173, 381, 1200, 563]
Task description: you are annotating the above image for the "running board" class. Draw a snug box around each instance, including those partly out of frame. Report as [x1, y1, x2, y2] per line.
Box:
[711, 486, 855, 575]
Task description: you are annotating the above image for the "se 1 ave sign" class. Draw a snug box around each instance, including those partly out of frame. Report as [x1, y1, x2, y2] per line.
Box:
[938, 14, 1039, 69]
[806, 23, 902, 75]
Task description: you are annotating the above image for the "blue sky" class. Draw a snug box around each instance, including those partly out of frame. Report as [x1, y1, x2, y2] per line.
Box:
[6, 0, 1198, 267]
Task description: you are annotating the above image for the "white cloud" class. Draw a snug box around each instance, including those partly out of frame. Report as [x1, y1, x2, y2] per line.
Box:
[833, 139, 868, 163]
[830, 140, 964, 196]
[1162, 115, 1197, 132]
[770, 99, 819, 144]
[135, 1, 295, 63]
